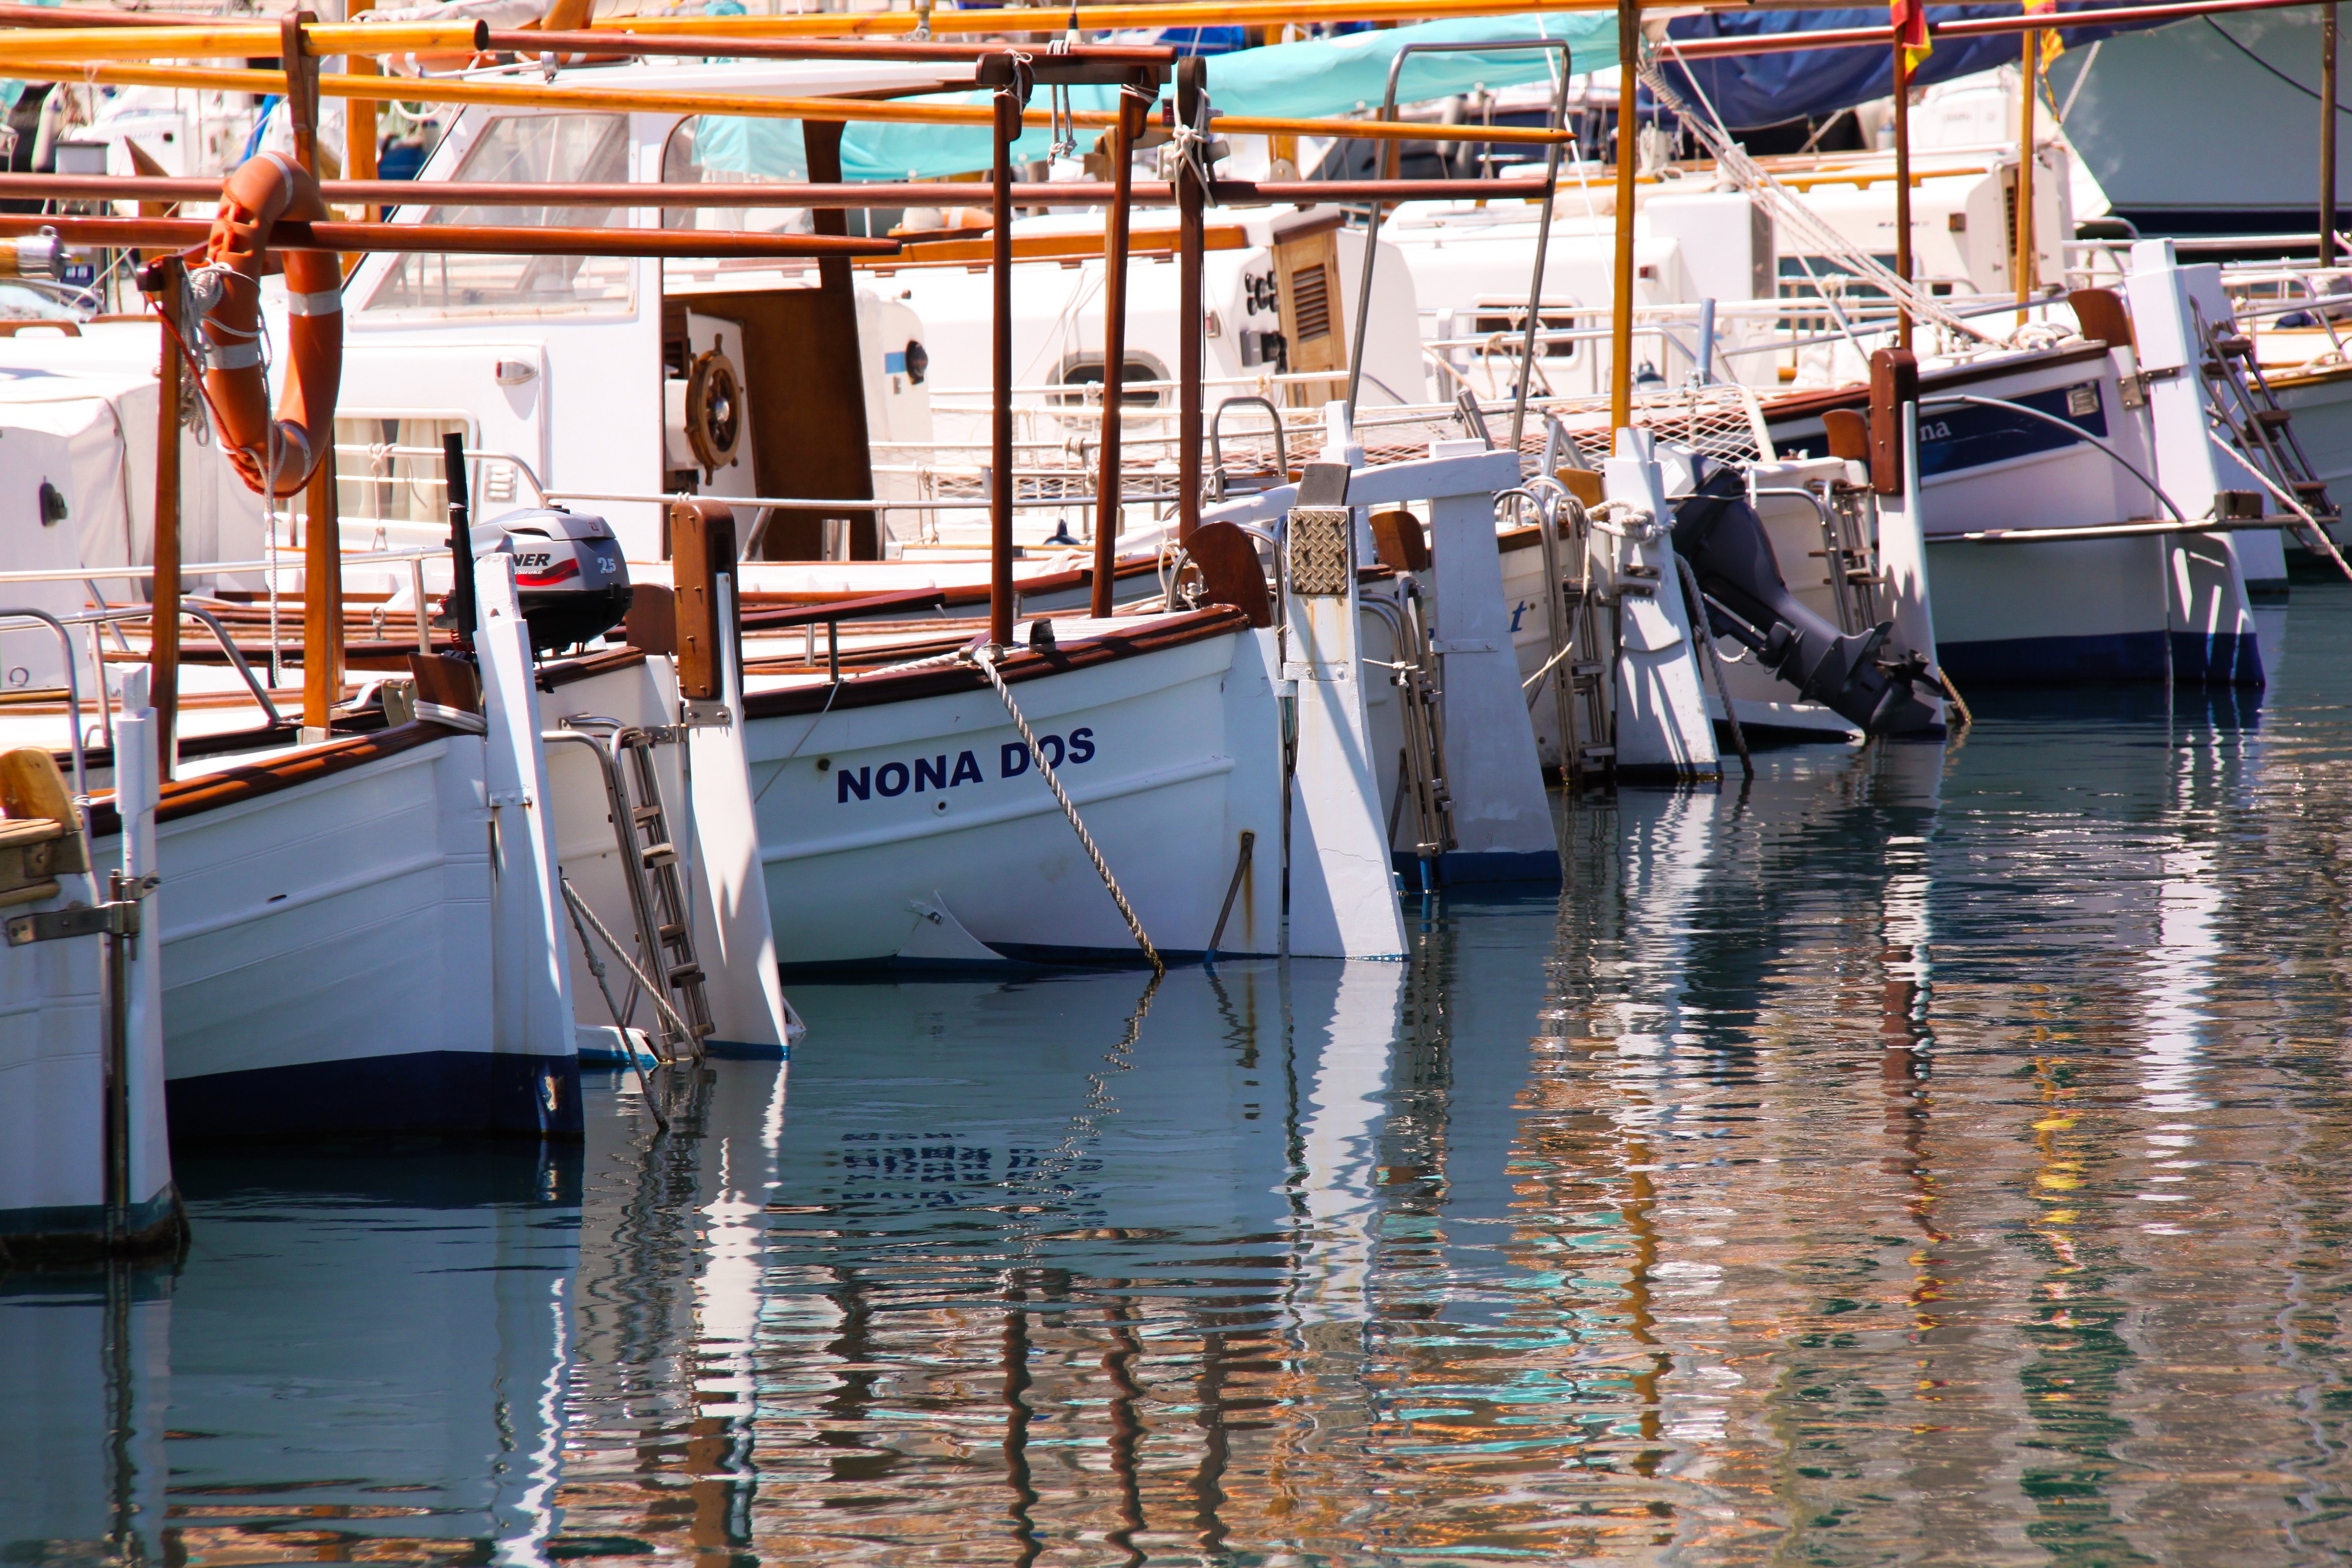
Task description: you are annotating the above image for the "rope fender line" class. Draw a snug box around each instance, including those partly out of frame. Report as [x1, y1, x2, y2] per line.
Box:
[558, 870, 708, 1064]
[974, 646, 1164, 974]
[557, 869, 670, 1129]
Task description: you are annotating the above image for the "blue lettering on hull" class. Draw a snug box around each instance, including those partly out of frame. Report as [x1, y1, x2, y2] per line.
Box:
[837, 728, 1098, 803]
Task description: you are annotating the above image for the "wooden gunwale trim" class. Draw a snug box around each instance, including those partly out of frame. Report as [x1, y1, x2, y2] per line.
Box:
[737, 555, 1161, 629]
[743, 586, 952, 630]
[742, 605, 1247, 719]
[1762, 343, 2112, 426]
[82, 718, 465, 839]
[2265, 359, 2352, 393]
[746, 616, 978, 643]
[540, 645, 652, 690]
[743, 634, 973, 674]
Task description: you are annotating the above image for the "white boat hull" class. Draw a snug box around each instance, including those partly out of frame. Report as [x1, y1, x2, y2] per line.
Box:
[95, 724, 581, 1140]
[1771, 347, 2264, 687]
[743, 612, 1286, 970]
[2049, 12, 2347, 231]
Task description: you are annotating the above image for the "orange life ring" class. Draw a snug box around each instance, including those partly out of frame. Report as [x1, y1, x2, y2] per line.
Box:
[197, 151, 343, 498]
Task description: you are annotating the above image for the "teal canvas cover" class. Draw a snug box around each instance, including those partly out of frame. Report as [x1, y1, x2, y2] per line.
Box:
[686, 11, 1612, 183]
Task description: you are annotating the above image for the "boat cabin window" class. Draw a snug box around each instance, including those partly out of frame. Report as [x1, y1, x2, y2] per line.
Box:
[1469, 305, 1578, 361]
[363, 113, 635, 319]
[1053, 355, 1166, 407]
[661, 115, 820, 292]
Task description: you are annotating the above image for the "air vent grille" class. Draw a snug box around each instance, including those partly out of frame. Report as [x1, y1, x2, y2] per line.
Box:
[1289, 263, 1332, 342]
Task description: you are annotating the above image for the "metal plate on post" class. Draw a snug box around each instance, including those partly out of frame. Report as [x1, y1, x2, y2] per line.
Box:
[6, 899, 139, 946]
[1287, 505, 1354, 596]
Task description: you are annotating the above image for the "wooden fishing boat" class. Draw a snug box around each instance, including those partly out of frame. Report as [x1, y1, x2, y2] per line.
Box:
[0, 28, 834, 1134]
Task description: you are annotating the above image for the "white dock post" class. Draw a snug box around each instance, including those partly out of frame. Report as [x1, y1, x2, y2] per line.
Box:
[1282, 465, 1409, 961]
[1421, 444, 1560, 880]
[1607, 431, 1721, 777]
[684, 567, 794, 1051]
[109, 669, 173, 1236]
[474, 554, 580, 1090]
[2123, 241, 2267, 687]
[1876, 405, 1947, 725]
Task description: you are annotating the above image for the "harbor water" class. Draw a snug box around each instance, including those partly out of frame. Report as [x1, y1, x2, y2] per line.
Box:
[15, 587, 2352, 1565]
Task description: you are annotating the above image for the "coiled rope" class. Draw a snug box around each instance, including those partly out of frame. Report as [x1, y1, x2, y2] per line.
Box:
[975, 646, 1163, 974]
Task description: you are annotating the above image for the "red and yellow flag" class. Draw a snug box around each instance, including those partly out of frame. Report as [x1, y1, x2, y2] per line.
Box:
[2023, 0, 2063, 71]
[1892, 0, 1933, 73]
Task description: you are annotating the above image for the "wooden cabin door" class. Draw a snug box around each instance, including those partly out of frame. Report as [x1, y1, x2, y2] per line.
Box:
[1273, 223, 1348, 408]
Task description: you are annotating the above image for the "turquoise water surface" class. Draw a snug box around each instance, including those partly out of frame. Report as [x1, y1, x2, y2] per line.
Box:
[10, 589, 2352, 1565]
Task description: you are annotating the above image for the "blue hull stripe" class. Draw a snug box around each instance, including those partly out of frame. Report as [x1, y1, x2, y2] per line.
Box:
[1940, 631, 2265, 688]
[580, 1036, 788, 1064]
[1394, 849, 1564, 887]
[167, 1050, 584, 1142]
[0, 1185, 180, 1247]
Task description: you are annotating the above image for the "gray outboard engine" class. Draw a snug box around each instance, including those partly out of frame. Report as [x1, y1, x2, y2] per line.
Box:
[473, 507, 633, 654]
[1670, 463, 1938, 737]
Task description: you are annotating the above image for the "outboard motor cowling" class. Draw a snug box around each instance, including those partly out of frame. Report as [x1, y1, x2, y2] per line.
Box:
[474, 507, 633, 654]
[1670, 463, 1938, 737]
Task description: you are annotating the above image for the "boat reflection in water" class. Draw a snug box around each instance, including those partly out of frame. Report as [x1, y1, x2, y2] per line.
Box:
[554, 960, 1414, 1559]
[0, 1265, 172, 1565]
[27, 588, 2352, 1562]
[0, 1145, 584, 1564]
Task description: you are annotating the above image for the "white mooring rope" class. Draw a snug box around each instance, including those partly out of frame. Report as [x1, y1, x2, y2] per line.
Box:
[975, 647, 1164, 974]
[559, 872, 707, 1064]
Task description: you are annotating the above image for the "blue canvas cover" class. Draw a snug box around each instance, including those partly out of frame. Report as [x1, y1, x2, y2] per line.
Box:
[687, 5, 2165, 182]
[1655, 4, 2165, 130]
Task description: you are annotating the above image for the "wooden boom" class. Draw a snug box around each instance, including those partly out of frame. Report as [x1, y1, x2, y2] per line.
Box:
[0, 213, 900, 259]
[583, 0, 1620, 36]
[0, 20, 488, 63]
[489, 30, 1177, 66]
[10, 58, 1576, 146]
[0, 172, 1554, 209]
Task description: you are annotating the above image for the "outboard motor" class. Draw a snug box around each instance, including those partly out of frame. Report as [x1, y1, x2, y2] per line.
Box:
[1670, 463, 1938, 737]
[473, 507, 633, 654]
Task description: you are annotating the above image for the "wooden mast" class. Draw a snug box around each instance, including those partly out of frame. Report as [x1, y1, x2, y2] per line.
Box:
[1892, 4, 1916, 352]
[2325, 2, 2340, 268]
[1092, 85, 1147, 619]
[1611, 0, 1638, 431]
[284, 12, 343, 741]
[1176, 55, 1207, 544]
[989, 60, 1020, 651]
[2016, 10, 2045, 313]
[344, 49, 377, 234]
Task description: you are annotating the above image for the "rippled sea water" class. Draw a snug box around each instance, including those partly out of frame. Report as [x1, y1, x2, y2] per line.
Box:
[16, 588, 2352, 1566]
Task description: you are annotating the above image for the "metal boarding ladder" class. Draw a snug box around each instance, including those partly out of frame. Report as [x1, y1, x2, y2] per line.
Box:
[1529, 424, 1615, 781]
[2196, 308, 2343, 539]
[1361, 585, 1455, 879]
[547, 718, 715, 1063]
[1549, 496, 1615, 780]
[1822, 482, 1888, 636]
[1756, 479, 1886, 638]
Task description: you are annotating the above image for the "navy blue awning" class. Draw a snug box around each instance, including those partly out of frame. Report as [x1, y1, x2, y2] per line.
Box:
[1656, 5, 2166, 131]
